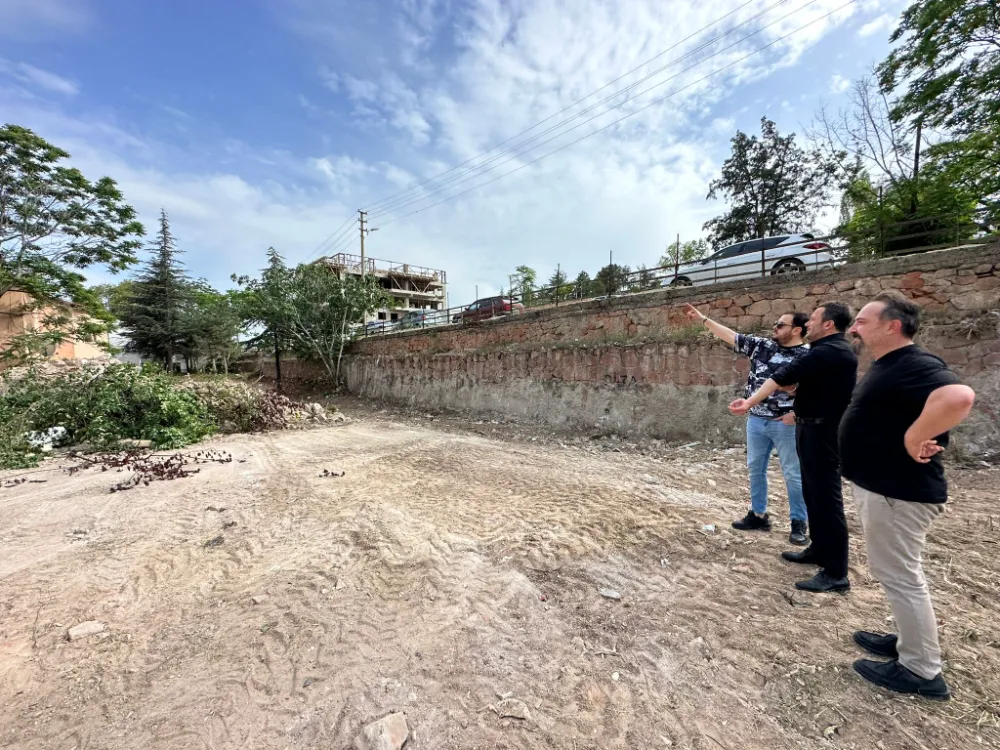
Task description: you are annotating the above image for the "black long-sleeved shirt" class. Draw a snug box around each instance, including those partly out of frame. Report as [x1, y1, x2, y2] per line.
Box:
[771, 333, 858, 421]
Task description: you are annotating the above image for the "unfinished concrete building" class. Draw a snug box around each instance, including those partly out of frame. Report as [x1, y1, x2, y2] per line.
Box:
[320, 253, 448, 323]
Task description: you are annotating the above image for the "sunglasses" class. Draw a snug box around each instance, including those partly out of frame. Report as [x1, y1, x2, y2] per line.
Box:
[772, 322, 791, 330]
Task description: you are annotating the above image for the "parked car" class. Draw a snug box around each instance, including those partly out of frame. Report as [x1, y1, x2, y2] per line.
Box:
[452, 296, 525, 324]
[363, 319, 396, 334]
[664, 234, 838, 287]
[398, 310, 434, 329]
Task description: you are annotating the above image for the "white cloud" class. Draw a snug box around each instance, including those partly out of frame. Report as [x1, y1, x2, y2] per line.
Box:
[0, 0, 91, 39]
[4, 0, 890, 306]
[859, 13, 896, 38]
[829, 74, 851, 94]
[0, 60, 78, 95]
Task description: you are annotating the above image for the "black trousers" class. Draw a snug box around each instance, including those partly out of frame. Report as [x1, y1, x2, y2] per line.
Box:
[796, 422, 849, 579]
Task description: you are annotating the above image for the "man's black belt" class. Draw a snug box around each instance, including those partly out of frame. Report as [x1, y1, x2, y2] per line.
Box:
[795, 416, 827, 425]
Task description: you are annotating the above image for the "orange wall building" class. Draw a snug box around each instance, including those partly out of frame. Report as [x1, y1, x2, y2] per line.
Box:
[0, 290, 109, 366]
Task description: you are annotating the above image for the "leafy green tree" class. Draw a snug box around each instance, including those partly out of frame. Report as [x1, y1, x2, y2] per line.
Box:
[232, 248, 294, 385]
[235, 251, 391, 382]
[879, 0, 1000, 212]
[0, 124, 143, 361]
[594, 263, 630, 295]
[511, 265, 537, 305]
[704, 117, 837, 247]
[179, 282, 242, 373]
[573, 271, 592, 299]
[631, 264, 659, 291]
[118, 210, 191, 369]
[542, 267, 574, 303]
[659, 238, 711, 268]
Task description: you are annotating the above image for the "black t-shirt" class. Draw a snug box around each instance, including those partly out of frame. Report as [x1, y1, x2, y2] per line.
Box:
[839, 345, 961, 503]
[771, 333, 858, 420]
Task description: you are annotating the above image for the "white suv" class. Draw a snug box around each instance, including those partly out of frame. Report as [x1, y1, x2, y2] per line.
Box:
[664, 234, 839, 287]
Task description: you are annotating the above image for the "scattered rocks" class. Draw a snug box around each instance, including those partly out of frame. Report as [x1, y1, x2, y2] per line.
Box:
[599, 588, 622, 600]
[700, 524, 717, 535]
[495, 698, 531, 721]
[251, 595, 268, 605]
[353, 712, 410, 750]
[67, 621, 105, 641]
[203, 535, 225, 548]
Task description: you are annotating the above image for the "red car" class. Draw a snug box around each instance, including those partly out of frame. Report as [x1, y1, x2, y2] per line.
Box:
[452, 296, 525, 324]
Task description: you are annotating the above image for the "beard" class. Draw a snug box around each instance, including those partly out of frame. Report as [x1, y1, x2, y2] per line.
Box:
[849, 334, 866, 356]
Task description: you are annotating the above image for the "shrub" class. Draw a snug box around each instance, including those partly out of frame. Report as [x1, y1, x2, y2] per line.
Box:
[0, 364, 214, 468]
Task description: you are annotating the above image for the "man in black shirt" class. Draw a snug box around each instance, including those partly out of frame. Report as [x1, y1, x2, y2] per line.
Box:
[729, 303, 858, 593]
[840, 292, 976, 701]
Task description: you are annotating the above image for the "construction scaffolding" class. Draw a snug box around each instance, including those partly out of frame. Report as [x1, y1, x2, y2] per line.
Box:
[320, 253, 448, 323]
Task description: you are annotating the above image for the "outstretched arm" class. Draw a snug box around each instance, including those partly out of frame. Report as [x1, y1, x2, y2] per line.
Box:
[729, 378, 781, 415]
[904, 384, 976, 463]
[682, 304, 737, 347]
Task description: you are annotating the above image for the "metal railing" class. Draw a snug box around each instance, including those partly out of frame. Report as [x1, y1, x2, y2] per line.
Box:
[356, 210, 998, 339]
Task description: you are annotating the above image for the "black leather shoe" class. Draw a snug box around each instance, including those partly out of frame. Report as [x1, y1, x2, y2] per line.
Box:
[795, 571, 850, 593]
[782, 547, 819, 565]
[854, 631, 899, 658]
[732, 511, 772, 532]
[788, 519, 808, 546]
[853, 659, 950, 701]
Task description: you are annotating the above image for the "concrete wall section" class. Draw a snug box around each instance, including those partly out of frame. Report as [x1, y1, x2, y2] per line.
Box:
[342, 342, 751, 443]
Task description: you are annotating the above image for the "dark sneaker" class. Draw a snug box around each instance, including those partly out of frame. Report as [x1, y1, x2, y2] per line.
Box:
[782, 546, 820, 565]
[732, 511, 772, 532]
[788, 519, 808, 546]
[854, 631, 899, 658]
[795, 572, 850, 593]
[853, 659, 950, 701]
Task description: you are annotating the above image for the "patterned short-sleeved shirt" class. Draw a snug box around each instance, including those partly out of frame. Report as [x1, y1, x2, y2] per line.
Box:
[733, 334, 809, 419]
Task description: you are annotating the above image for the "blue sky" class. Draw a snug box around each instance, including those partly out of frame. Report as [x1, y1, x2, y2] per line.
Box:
[1, 0, 906, 305]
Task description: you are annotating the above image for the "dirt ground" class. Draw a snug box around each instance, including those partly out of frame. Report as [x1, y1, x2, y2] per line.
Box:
[1, 403, 999, 750]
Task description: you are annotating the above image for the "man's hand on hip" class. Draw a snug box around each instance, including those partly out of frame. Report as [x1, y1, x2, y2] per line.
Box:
[904, 430, 945, 464]
[780, 412, 796, 426]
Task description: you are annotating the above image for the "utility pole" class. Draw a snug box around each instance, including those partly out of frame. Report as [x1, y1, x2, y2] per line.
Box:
[358, 209, 367, 276]
[910, 119, 923, 216]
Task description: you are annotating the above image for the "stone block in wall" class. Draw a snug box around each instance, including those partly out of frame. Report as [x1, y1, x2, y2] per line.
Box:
[734, 294, 753, 307]
[856, 278, 882, 296]
[951, 290, 1000, 311]
[808, 283, 829, 295]
[835, 279, 857, 292]
[747, 299, 772, 315]
[900, 271, 924, 289]
[952, 275, 977, 286]
[784, 286, 809, 300]
[737, 315, 763, 328]
[974, 276, 1000, 291]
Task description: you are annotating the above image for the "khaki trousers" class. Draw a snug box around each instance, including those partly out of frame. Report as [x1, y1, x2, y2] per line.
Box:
[852, 483, 945, 680]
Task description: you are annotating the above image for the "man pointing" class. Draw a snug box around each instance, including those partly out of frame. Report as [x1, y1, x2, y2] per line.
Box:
[683, 303, 810, 544]
[729, 302, 858, 593]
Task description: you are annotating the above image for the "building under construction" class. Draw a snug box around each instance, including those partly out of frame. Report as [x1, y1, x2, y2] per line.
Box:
[319, 253, 448, 324]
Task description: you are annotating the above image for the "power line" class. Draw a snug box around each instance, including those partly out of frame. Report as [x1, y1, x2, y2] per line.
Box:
[377, 0, 858, 228]
[368, 0, 796, 219]
[372, 0, 835, 223]
[303, 213, 356, 263]
[362, 0, 764, 215]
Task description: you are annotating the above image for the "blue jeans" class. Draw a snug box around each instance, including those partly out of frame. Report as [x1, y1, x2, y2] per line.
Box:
[746, 415, 807, 522]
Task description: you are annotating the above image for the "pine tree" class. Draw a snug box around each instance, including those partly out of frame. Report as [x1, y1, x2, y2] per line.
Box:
[119, 210, 192, 368]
